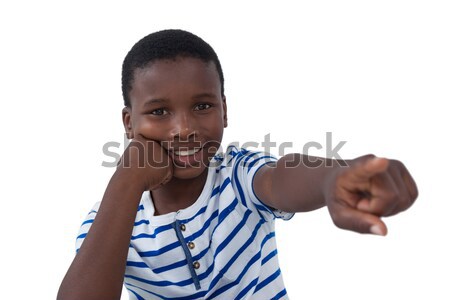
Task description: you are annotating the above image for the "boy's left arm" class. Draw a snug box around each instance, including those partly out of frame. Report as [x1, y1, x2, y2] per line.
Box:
[254, 153, 418, 235]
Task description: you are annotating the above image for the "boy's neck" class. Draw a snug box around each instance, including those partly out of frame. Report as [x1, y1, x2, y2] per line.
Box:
[150, 168, 209, 216]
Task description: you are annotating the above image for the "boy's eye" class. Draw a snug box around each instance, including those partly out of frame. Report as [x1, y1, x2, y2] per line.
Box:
[150, 108, 167, 116]
[195, 103, 211, 111]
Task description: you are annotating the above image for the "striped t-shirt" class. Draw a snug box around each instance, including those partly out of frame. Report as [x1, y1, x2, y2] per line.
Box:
[76, 146, 294, 299]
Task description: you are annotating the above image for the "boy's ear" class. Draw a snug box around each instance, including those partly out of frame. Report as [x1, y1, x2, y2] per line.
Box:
[222, 96, 228, 128]
[122, 107, 134, 139]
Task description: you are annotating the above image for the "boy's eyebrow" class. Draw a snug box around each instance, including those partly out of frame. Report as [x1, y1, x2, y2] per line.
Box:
[142, 93, 219, 107]
[192, 92, 219, 100]
[143, 98, 168, 107]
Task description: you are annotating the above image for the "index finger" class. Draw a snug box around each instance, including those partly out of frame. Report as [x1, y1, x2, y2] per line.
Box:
[349, 157, 390, 182]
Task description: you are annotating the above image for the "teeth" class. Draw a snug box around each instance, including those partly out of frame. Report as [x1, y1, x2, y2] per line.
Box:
[174, 148, 201, 156]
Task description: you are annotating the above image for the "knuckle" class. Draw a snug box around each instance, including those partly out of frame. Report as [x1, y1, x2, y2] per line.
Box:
[410, 184, 419, 200]
[400, 193, 411, 204]
[384, 190, 400, 202]
[376, 192, 400, 215]
[389, 159, 405, 171]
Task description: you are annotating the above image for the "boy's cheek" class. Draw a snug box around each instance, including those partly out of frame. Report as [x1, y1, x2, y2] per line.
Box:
[133, 122, 167, 141]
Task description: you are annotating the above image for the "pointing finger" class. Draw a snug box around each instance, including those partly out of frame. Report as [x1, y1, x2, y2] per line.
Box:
[338, 157, 390, 196]
[348, 157, 390, 183]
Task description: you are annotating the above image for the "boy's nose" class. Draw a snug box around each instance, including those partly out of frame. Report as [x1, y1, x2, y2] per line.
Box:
[170, 113, 197, 141]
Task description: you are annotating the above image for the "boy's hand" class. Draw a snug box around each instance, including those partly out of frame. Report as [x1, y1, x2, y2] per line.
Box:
[325, 155, 418, 235]
[117, 134, 173, 191]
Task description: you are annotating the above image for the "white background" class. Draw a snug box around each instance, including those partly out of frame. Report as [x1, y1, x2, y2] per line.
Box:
[1, 1, 449, 299]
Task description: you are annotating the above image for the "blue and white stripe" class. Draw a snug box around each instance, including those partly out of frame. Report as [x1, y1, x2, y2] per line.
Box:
[76, 146, 294, 299]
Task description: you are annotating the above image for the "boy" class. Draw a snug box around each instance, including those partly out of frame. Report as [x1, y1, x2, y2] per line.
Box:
[57, 29, 418, 300]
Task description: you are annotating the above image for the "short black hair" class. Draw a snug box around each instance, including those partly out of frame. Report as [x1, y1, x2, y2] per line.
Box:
[121, 29, 224, 107]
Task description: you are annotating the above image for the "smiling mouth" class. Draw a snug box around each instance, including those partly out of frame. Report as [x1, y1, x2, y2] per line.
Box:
[173, 148, 202, 156]
[169, 146, 205, 167]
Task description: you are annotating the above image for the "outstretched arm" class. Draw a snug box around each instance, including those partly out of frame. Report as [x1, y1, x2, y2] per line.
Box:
[254, 153, 418, 235]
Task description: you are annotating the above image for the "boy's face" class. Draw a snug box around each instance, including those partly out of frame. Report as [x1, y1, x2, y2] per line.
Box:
[123, 57, 227, 180]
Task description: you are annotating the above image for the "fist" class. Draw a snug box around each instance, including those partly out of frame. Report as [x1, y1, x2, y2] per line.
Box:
[325, 155, 418, 235]
[117, 134, 173, 191]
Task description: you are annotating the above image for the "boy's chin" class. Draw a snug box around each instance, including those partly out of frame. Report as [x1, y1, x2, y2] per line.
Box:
[171, 163, 208, 180]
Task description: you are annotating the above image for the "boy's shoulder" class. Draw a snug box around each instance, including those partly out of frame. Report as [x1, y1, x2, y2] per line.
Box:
[214, 145, 277, 169]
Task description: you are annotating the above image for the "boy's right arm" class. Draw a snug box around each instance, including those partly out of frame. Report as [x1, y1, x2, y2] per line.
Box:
[57, 137, 172, 300]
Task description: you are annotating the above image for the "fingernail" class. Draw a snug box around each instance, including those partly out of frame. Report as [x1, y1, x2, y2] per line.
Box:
[370, 225, 384, 236]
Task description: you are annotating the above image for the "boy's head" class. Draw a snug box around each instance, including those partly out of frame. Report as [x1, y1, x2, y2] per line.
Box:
[122, 29, 224, 107]
[121, 29, 228, 180]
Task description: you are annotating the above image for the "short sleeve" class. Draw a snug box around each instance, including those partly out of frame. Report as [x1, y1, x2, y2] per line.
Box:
[75, 202, 100, 253]
[229, 146, 295, 221]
